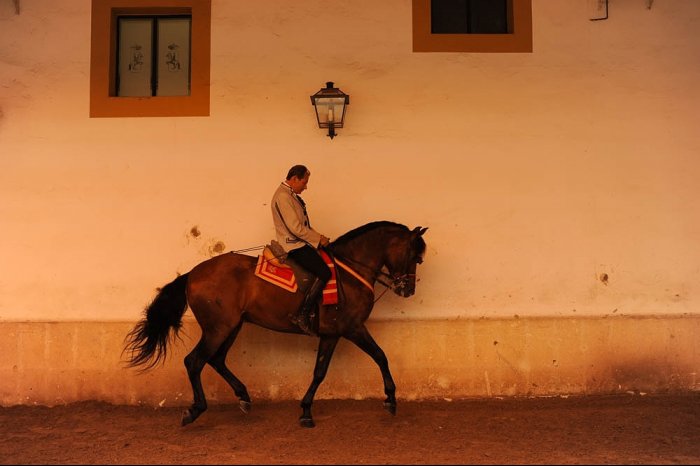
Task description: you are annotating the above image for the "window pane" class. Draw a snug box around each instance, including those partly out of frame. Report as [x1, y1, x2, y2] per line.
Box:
[156, 18, 191, 96]
[431, 0, 508, 34]
[431, 0, 469, 34]
[118, 18, 153, 97]
[470, 0, 507, 33]
[317, 97, 347, 126]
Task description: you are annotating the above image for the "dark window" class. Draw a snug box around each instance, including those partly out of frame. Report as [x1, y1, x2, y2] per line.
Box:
[431, 0, 508, 34]
[412, 0, 532, 53]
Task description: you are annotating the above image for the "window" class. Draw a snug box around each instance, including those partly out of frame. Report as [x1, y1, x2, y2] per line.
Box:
[117, 15, 191, 97]
[90, 0, 211, 117]
[431, 0, 507, 34]
[412, 0, 532, 53]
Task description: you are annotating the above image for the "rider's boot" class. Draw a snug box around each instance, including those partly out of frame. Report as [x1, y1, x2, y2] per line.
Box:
[290, 277, 324, 336]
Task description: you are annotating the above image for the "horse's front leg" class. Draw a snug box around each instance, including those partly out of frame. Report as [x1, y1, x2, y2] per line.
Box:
[299, 336, 339, 428]
[345, 325, 397, 415]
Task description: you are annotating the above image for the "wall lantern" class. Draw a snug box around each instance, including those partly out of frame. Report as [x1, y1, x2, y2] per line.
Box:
[310, 81, 349, 139]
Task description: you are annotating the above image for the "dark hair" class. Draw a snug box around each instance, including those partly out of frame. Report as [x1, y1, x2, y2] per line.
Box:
[286, 165, 309, 180]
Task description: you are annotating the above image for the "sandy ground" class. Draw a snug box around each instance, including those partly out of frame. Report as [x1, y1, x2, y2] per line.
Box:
[1, 393, 699, 464]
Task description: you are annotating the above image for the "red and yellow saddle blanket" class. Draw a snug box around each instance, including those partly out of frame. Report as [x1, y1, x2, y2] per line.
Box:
[254, 249, 338, 305]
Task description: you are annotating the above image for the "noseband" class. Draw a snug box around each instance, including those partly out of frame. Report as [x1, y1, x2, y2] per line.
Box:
[378, 271, 414, 292]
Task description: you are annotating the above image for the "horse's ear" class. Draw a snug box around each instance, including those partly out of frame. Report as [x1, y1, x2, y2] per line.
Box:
[412, 226, 428, 236]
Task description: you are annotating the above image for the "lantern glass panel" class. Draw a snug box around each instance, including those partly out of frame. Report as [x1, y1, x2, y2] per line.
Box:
[316, 97, 347, 127]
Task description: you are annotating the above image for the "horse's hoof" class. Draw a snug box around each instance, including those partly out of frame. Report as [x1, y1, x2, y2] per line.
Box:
[181, 409, 195, 426]
[299, 417, 315, 428]
[383, 401, 397, 416]
[239, 400, 251, 414]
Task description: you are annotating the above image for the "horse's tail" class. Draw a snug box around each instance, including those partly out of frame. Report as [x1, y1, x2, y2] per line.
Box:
[123, 273, 190, 371]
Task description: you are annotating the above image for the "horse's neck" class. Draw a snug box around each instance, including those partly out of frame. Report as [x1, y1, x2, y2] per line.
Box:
[335, 230, 387, 275]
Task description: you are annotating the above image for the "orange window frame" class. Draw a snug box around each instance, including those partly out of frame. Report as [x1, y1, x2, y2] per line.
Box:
[90, 0, 211, 117]
[412, 0, 532, 53]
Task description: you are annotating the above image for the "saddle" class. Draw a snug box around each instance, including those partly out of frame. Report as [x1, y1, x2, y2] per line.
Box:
[255, 240, 338, 305]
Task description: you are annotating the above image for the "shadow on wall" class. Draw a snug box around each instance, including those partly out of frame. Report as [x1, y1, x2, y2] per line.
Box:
[588, 356, 697, 394]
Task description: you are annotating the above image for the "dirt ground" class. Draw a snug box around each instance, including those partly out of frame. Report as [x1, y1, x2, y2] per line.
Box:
[1, 393, 699, 465]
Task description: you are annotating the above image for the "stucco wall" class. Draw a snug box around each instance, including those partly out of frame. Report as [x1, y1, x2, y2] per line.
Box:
[0, 1, 699, 403]
[1, 0, 698, 323]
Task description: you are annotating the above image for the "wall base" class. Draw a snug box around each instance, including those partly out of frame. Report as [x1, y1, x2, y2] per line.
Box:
[1, 316, 698, 407]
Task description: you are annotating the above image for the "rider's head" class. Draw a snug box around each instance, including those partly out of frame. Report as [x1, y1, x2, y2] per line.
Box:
[286, 165, 310, 194]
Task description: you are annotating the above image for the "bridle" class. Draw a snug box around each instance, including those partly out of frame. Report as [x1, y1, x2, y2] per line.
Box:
[330, 251, 418, 302]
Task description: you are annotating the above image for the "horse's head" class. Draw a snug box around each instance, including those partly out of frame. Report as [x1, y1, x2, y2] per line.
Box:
[385, 226, 428, 298]
[330, 221, 428, 298]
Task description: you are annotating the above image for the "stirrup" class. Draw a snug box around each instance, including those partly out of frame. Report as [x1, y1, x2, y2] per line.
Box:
[290, 313, 315, 336]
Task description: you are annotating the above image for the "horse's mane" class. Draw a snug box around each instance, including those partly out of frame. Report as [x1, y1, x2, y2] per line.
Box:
[331, 221, 409, 247]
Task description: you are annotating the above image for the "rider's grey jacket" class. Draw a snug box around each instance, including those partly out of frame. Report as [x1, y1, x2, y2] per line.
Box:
[271, 182, 322, 253]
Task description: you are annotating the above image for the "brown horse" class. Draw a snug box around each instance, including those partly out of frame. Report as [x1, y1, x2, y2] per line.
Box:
[124, 221, 428, 428]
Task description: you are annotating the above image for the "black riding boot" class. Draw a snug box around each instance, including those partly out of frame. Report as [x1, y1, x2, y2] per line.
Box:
[291, 277, 324, 335]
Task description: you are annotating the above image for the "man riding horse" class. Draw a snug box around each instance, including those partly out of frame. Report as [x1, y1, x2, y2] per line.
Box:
[271, 164, 331, 335]
[124, 163, 428, 427]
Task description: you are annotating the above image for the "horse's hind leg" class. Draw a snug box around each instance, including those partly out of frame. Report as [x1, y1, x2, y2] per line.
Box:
[299, 335, 339, 428]
[345, 325, 397, 415]
[182, 338, 211, 426]
[207, 323, 252, 414]
[182, 327, 235, 426]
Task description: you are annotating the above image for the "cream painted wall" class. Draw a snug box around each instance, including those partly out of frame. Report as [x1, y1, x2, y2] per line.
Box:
[1, 0, 699, 324]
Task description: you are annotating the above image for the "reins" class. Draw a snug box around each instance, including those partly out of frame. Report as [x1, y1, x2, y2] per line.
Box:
[229, 245, 265, 254]
[327, 253, 389, 304]
[329, 251, 411, 303]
